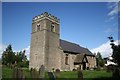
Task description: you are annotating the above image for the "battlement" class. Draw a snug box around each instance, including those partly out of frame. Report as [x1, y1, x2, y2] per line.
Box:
[32, 12, 60, 23]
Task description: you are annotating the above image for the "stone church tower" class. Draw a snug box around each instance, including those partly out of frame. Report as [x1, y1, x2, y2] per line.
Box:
[29, 12, 61, 71]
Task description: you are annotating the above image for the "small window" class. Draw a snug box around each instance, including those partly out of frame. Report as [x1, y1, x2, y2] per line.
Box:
[36, 56, 37, 60]
[36, 24, 40, 31]
[35, 54, 37, 61]
[65, 54, 69, 65]
[51, 24, 55, 32]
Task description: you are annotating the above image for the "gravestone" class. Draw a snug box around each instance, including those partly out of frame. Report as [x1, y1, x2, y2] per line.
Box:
[12, 67, 25, 79]
[48, 72, 56, 80]
[54, 69, 60, 78]
[78, 65, 83, 80]
[30, 68, 40, 79]
[78, 70, 83, 80]
[112, 67, 120, 79]
[18, 68, 25, 79]
[30, 68, 33, 78]
[33, 68, 39, 78]
[18, 68, 22, 78]
[12, 67, 18, 78]
[31, 68, 36, 78]
[39, 65, 45, 78]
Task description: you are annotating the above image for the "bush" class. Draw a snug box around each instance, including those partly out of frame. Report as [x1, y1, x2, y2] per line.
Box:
[73, 69, 77, 71]
[55, 69, 60, 73]
[112, 67, 120, 78]
[87, 67, 89, 70]
[17, 61, 28, 68]
[106, 65, 114, 72]
[96, 66, 101, 71]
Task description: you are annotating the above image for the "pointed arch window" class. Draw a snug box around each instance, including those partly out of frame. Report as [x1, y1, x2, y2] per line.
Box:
[65, 54, 69, 65]
[36, 24, 40, 31]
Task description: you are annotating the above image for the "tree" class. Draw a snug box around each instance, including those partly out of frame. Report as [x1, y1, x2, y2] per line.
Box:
[108, 36, 120, 78]
[2, 44, 15, 66]
[108, 36, 120, 67]
[96, 52, 104, 67]
[15, 50, 28, 67]
[2, 44, 29, 68]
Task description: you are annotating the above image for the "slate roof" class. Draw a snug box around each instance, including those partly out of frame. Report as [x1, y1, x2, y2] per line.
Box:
[60, 39, 94, 55]
[74, 54, 85, 64]
[74, 54, 88, 64]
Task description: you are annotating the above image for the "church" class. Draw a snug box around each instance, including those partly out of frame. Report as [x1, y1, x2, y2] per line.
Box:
[29, 12, 96, 71]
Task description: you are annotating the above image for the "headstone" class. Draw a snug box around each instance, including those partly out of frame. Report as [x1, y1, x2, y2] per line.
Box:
[39, 65, 45, 78]
[12, 67, 25, 79]
[30, 68, 39, 79]
[18, 68, 25, 79]
[78, 65, 83, 80]
[30, 68, 33, 78]
[32, 68, 35, 78]
[112, 67, 120, 79]
[48, 72, 56, 80]
[54, 69, 60, 78]
[12, 67, 18, 78]
[18, 68, 21, 78]
[33, 68, 39, 78]
[78, 70, 83, 80]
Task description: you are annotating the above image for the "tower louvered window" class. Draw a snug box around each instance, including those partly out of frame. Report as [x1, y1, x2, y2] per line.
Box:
[51, 24, 55, 32]
[36, 24, 40, 31]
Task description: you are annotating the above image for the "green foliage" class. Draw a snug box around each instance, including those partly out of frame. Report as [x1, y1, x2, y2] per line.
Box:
[108, 36, 120, 67]
[2, 66, 13, 78]
[96, 52, 105, 67]
[2, 44, 29, 68]
[2, 44, 15, 66]
[15, 50, 29, 68]
[112, 45, 120, 67]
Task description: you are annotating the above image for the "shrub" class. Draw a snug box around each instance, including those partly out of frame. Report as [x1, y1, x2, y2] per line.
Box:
[73, 69, 77, 71]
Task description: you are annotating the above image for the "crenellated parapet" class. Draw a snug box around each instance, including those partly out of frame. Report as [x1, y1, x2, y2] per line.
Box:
[32, 12, 60, 23]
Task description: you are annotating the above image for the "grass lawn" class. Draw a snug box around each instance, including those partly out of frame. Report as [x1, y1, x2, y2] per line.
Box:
[2, 67, 112, 79]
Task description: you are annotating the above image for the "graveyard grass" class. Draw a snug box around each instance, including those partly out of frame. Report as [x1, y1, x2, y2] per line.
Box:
[2, 67, 112, 79]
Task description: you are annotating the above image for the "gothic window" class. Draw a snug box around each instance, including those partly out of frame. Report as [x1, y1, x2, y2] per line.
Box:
[36, 24, 40, 31]
[65, 54, 68, 65]
[51, 24, 55, 32]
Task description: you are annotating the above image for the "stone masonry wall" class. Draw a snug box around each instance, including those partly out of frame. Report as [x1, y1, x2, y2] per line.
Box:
[61, 52, 76, 71]
[29, 20, 46, 70]
[45, 19, 61, 71]
[86, 56, 96, 69]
